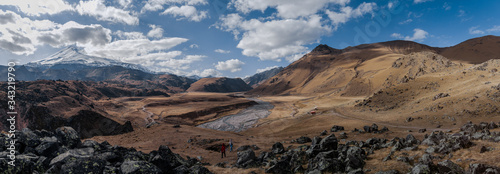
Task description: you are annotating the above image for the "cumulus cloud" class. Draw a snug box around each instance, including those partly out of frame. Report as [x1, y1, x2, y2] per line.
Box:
[217, 14, 330, 61]
[75, 0, 139, 25]
[230, 0, 350, 19]
[161, 5, 208, 22]
[142, 0, 208, 12]
[256, 65, 279, 73]
[0, 13, 15, 24]
[214, 49, 230, 54]
[325, 2, 377, 29]
[390, 33, 403, 39]
[390, 28, 429, 41]
[190, 44, 199, 48]
[114, 31, 147, 40]
[469, 26, 485, 35]
[0, 10, 58, 55]
[199, 69, 222, 77]
[486, 26, 500, 32]
[0, 0, 73, 16]
[37, 21, 112, 47]
[215, 59, 245, 72]
[147, 24, 164, 38]
[85, 37, 188, 59]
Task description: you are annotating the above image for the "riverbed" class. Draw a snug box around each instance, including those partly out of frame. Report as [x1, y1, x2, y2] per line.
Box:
[197, 98, 274, 132]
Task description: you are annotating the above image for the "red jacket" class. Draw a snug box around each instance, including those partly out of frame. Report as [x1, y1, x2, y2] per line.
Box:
[221, 144, 226, 152]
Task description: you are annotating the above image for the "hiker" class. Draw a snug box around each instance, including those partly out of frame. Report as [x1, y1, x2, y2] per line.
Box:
[221, 143, 226, 158]
[229, 139, 233, 152]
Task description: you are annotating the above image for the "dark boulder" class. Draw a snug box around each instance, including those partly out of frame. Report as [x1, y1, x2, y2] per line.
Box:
[411, 164, 430, 174]
[319, 134, 338, 151]
[120, 161, 162, 174]
[266, 160, 291, 174]
[150, 145, 187, 173]
[271, 142, 285, 154]
[60, 158, 106, 174]
[345, 146, 366, 171]
[437, 160, 464, 174]
[296, 136, 312, 144]
[331, 125, 344, 132]
[236, 149, 257, 168]
[468, 163, 500, 174]
[54, 127, 81, 148]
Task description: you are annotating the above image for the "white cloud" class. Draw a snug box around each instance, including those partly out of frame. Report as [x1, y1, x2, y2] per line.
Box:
[0, 10, 113, 55]
[142, 0, 208, 12]
[214, 49, 230, 54]
[443, 2, 451, 11]
[390, 33, 404, 39]
[469, 26, 485, 35]
[215, 59, 245, 72]
[118, 0, 133, 8]
[0, 0, 73, 16]
[190, 44, 199, 48]
[161, 5, 208, 22]
[325, 2, 377, 29]
[390, 29, 428, 41]
[114, 31, 147, 40]
[256, 65, 279, 73]
[487, 26, 500, 32]
[75, 0, 139, 25]
[189, 68, 222, 77]
[387, 2, 394, 9]
[147, 24, 164, 38]
[399, 19, 413, 25]
[217, 14, 331, 61]
[155, 54, 204, 70]
[37, 21, 112, 47]
[229, 0, 350, 19]
[458, 10, 466, 17]
[85, 37, 188, 59]
[414, 0, 432, 4]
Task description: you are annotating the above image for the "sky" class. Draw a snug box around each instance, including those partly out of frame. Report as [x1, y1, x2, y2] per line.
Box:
[0, 0, 499, 78]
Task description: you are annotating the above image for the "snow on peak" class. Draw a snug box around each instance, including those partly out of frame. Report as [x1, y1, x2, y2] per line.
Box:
[26, 45, 152, 73]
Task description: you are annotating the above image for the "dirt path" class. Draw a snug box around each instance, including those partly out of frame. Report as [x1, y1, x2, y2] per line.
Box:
[142, 105, 155, 125]
[328, 110, 450, 131]
[197, 98, 274, 132]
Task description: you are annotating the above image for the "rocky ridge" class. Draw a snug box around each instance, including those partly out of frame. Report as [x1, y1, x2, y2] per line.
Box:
[0, 126, 212, 174]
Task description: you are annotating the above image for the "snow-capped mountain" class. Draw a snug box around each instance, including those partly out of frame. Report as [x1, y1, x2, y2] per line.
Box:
[26, 45, 152, 73]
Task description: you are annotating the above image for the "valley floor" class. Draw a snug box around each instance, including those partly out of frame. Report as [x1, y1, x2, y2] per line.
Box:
[89, 92, 500, 173]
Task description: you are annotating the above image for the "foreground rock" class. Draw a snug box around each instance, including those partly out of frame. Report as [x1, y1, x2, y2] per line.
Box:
[234, 122, 500, 174]
[0, 127, 212, 174]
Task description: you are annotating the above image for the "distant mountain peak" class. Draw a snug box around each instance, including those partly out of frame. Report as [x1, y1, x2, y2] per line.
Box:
[310, 44, 341, 55]
[26, 45, 152, 73]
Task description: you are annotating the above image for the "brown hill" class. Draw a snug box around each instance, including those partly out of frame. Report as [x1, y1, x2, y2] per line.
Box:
[249, 35, 500, 96]
[187, 77, 252, 92]
[438, 35, 500, 64]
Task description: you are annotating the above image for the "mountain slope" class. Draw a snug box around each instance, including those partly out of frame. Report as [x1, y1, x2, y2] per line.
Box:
[187, 77, 252, 92]
[244, 67, 284, 88]
[438, 35, 500, 64]
[249, 35, 500, 96]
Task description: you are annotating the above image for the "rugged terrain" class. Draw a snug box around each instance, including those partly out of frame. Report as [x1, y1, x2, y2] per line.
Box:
[187, 77, 252, 93]
[1, 36, 500, 173]
[244, 67, 284, 88]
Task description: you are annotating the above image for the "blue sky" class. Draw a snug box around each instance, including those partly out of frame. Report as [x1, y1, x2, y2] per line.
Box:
[0, 0, 499, 78]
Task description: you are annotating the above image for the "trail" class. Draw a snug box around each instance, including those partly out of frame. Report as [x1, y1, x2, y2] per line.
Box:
[197, 98, 274, 132]
[328, 111, 450, 131]
[142, 105, 155, 125]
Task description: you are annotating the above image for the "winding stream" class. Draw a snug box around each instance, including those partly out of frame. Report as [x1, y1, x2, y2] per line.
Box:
[197, 98, 274, 132]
